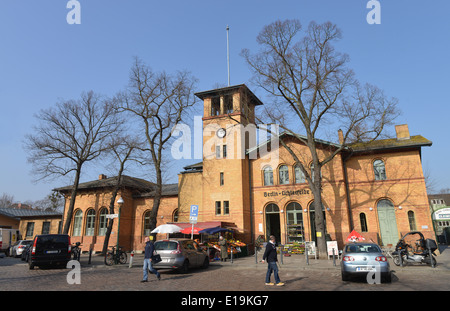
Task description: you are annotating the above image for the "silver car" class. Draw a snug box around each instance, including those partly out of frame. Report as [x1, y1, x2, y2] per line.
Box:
[153, 239, 209, 273]
[341, 242, 391, 283]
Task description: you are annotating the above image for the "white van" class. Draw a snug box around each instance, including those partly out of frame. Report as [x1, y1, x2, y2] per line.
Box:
[0, 228, 21, 255]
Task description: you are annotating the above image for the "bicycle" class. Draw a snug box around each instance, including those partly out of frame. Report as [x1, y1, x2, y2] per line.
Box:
[104, 245, 127, 266]
[71, 242, 82, 261]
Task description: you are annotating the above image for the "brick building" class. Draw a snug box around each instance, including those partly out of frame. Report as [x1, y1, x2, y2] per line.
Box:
[56, 84, 434, 253]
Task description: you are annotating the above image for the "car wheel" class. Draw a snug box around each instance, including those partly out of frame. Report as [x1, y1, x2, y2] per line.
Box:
[382, 272, 392, 283]
[341, 271, 350, 281]
[179, 260, 189, 274]
[201, 257, 209, 269]
[28, 258, 35, 270]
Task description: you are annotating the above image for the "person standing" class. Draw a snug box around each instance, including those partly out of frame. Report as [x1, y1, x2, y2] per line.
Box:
[261, 235, 284, 286]
[218, 235, 228, 262]
[141, 236, 161, 282]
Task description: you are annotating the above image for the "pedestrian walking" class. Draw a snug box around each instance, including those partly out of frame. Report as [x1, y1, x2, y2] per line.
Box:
[219, 235, 228, 262]
[141, 236, 161, 282]
[261, 235, 284, 286]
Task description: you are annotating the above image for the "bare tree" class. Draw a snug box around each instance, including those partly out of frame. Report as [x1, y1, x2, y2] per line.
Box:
[24, 91, 123, 234]
[0, 193, 14, 208]
[101, 135, 142, 254]
[242, 20, 399, 255]
[118, 58, 198, 234]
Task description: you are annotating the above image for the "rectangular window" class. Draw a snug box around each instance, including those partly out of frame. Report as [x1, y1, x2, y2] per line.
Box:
[224, 95, 233, 114]
[223, 145, 227, 158]
[215, 201, 221, 215]
[216, 145, 221, 159]
[41, 222, 50, 235]
[211, 97, 220, 116]
[223, 201, 229, 215]
[220, 172, 224, 186]
[26, 222, 34, 237]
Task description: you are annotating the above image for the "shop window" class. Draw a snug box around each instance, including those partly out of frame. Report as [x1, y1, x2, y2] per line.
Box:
[286, 202, 304, 243]
[263, 166, 274, 186]
[98, 208, 108, 236]
[41, 222, 50, 235]
[85, 209, 96, 236]
[73, 210, 82, 236]
[143, 211, 151, 236]
[279, 165, 289, 185]
[224, 201, 229, 215]
[215, 201, 221, 215]
[211, 97, 220, 116]
[360, 213, 368, 232]
[373, 159, 386, 180]
[408, 211, 417, 231]
[294, 164, 305, 184]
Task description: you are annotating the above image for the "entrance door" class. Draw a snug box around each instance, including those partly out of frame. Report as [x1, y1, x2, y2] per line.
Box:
[265, 204, 281, 243]
[377, 199, 399, 246]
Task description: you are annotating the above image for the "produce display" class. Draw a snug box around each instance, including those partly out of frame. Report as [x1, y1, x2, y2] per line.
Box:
[283, 242, 305, 254]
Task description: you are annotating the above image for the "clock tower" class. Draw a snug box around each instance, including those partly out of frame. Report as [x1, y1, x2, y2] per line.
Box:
[194, 84, 263, 243]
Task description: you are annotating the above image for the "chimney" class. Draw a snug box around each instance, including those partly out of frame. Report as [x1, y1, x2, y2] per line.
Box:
[395, 124, 410, 141]
[99, 174, 107, 180]
[338, 129, 344, 145]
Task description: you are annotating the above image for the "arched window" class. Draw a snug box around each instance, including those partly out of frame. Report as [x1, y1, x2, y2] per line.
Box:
[286, 202, 303, 225]
[85, 209, 96, 236]
[360, 213, 368, 232]
[263, 166, 274, 186]
[265, 203, 279, 214]
[373, 159, 386, 180]
[98, 208, 108, 236]
[143, 210, 151, 236]
[73, 210, 83, 236]
[279, 165, 289, 185]
[173, 209, 179, 222]
[294, 164, 305, 184]
[408, 211, 417, 231]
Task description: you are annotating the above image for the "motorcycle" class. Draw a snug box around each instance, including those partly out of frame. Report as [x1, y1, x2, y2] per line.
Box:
[392, 231, 437, 267]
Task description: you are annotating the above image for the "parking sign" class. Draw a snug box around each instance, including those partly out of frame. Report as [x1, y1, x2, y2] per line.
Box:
[189, 205, 198, 224]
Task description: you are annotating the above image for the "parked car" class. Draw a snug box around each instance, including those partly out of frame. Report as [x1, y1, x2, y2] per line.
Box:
[10, 240, 33, 257]
[28, 234, 71, 270]
[152, 238, 209, 273]
[341, 242, 391, 283]
[21, 245, 31, 261]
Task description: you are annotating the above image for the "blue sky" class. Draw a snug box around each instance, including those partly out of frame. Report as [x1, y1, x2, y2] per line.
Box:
[0, 0, 449, 203]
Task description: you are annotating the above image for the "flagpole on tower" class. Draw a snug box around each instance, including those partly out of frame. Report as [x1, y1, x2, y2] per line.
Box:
[226, 25, 230, 86]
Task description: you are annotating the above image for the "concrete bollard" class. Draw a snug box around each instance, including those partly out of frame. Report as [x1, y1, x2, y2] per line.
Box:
[129, 251, 134, 268]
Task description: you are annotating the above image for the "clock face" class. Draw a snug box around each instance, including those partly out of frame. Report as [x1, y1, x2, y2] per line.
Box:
[217, 128, 226, 138]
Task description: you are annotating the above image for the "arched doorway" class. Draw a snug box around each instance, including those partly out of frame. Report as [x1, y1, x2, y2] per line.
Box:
[377, 199, 398, 246]
[265, 203, 281, 243]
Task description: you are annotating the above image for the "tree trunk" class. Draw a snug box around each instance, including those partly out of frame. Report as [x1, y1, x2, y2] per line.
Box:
[62, 166, 82, 234]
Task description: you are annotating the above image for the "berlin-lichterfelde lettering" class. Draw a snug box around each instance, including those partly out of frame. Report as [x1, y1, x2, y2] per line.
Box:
[264, 189, 310, 197]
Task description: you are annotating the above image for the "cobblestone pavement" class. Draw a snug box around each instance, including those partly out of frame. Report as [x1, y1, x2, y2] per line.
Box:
[1, 247, 450, 292]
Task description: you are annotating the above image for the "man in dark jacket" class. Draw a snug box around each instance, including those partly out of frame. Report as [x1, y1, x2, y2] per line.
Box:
[261, 235, 284, 286]
[141, 236, 161, 282]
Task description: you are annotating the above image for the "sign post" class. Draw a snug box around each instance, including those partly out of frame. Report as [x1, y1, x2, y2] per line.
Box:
[189, 205, 199, 240]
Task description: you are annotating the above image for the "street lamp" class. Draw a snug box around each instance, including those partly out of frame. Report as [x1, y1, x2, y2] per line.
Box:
[116, 196, 124, 263]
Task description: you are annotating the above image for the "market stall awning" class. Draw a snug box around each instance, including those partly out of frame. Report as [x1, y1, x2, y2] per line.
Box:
[168, 221, 236, 232]
[199, 226, 233, 235]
